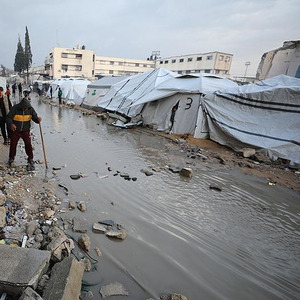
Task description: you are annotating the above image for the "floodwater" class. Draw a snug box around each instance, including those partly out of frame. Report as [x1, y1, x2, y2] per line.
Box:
[29, 96, 300, 299]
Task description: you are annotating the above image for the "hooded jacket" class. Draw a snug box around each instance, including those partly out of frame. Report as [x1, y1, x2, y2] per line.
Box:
[6, 98, 39, 132]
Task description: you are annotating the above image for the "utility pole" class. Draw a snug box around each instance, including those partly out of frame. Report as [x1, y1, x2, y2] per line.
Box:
[244, 61, 251, 82]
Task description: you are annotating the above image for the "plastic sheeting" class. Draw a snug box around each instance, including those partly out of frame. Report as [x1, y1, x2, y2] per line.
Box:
[197, 75, 300, 163]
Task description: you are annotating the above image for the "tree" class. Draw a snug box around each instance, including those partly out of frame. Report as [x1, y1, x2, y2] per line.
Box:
[24, 26, 33, 75]
[14, 36, 25, 73]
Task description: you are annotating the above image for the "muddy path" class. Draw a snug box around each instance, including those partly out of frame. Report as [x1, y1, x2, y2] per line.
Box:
[15, 95, 300, 299]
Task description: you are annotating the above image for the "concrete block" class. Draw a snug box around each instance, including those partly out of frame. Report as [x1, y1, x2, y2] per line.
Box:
[0, 245, 50, 297]
[18, 287, 43, 300]
[239, 148, 256, 158]
[43, 257, 84, 300]
[73, 217, 87, 233]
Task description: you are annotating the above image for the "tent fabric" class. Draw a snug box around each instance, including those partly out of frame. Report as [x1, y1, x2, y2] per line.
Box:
[81, 76, 127, 110]
[48, 78, 91, 105]
[197, 75, 300, 163]
[98, 68, 237, 134]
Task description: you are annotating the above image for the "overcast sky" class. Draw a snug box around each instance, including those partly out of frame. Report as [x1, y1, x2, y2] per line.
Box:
[1, 0, 299, 76]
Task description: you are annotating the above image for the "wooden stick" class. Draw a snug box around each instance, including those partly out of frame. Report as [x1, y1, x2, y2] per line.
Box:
[38, 122, 48, 169]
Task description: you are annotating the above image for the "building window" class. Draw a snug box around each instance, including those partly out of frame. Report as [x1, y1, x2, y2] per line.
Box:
[188, 58, 193, 62]
[225, 56, 231, 62]
[61, 64, 68, 71]
[195, 70, 201, 73]
[178, 71, 182, 74]
[61, 53, 68, 58]
[186, 70, 191, 74]
[75, 65, 82, 71]
[135, 63, 139, 67]
[143, 64, 147, 67]
[207, 55, 213, 60]
[110, 61, 114, 65]
[219, 55, 224, 61]
[179, 59, 184, 63]
[109, 70, 114, 74]
[160, 61, 163, 64]
[215, 70, 220, 74]
[164, 60, 169, 64]
[204, 69, 211, 73]
[76, 54, 82, 59]
[197, 57, 202, 61]
[172, 59, 176, 63]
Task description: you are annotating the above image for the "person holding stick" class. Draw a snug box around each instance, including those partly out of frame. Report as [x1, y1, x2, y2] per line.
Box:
[6, 90, 42, 170]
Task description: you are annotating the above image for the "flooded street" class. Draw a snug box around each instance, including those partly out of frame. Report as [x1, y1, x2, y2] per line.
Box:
[30, 96, 300, 300]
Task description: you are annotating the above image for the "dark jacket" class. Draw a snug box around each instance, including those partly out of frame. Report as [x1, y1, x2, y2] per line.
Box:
[0, 94, 12, 118]
[6, 98, 39, 132]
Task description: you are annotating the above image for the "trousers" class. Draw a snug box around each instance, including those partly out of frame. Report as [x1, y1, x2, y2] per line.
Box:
[9, 129, 33, 160]
[0, 117, 9, 142]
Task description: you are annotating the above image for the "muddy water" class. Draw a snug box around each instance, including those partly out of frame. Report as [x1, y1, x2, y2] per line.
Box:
[31, 97, 300, 299]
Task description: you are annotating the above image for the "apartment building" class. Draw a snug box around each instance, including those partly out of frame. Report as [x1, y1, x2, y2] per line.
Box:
[94, 56, 155, 77]
[156, 52, 233, 76]
[45, 46, 155, 79]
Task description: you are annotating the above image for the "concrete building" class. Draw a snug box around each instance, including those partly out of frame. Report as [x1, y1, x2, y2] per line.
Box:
[156, 52, 233, 76]
[256, 40, 300, 80]
[45, 45, 94, 79]
[45, 45, 155, 79]
[94, 56, 155, 77]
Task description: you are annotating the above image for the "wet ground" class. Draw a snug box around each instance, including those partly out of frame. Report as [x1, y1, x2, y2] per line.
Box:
[25, 96, 300, 299]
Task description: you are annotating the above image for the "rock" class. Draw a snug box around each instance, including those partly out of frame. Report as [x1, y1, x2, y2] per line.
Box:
[92, 223, 106, 233]
[68, 201, 76, 210]
[81, 257, 92, 272]
[152, 167, 161, 172]
[73, 217, 87, 233]
[41, 226, 50, 235]
[209, 184, 222, 192]
[106, 230, 127, 240]
[42, 209, 55, 219]
[18, 287, 43, 300]
[52, 170, 57, 175]
[77, 201, 87, 212]
[239, 148, 256, 158]
[180, 167, 193, 178]
[70, 174, 81, 180]
[94, 247, 102, 257]
[160, 294, 188, 300]
[78, 234, 91, 251]
[100, 282, 129, 298]
[132, 177, 137, 181]
[196, 153, 208, 160]
[43, 257, 84, 300]
[26, 220, 39, 236]
[80, 173, 89, 178]
[140, 169, 154, 176]
[37, 274, 49, 291]
[0, 206, 7, 228]
[35, 234, 44, 243]
[83, 291, 94, 299]
[169, 166, 180, 173]
[0, 190, 6, 205]
[120, 173, 129, 178]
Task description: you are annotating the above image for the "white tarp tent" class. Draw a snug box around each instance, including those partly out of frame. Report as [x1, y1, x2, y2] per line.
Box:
[81, 76, 127, 110]
[48, 78, 91, 105]
[197, 75, 300, 163]
[99, 68, 237, 134]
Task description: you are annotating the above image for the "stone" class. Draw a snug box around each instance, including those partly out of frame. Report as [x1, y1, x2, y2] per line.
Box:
[77, 201, 86, 212]
[239, 148, 256, 158]
[78, 234, 91, 251]
[106, 230, 127, 240]
[120, 173, 129, 178]
[81, 257, 92, 272]
[73, 217, 87, 233]
[94, 247, 102, 257]
[0, 206, 6, 228]
[169, 166, 180, 173]
[152, 167, 161, 172]
[80, 173, 89, 178]
[180, 168, 193, 178]
[37, 274, 49, 291]
[35, 234, 44, 243]
[43, 257, 84, 300]
[100, 282, 129, 298]
[160, 294, 188, 300]
[0, 245, 50, 297]
[68, 201, 75, 210]
[92, 223, 106, 233]
[18, 287, 43, 300]
[82, 291, 94, 299]
[26, 221, 39, 236]
[0, 190, 6, 205]
[42, 209, 55, 219]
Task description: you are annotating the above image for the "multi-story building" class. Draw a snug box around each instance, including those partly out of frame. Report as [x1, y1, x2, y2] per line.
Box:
[45, 45, 94, 79]
[94, 56, 155, 77]
[256, 40, 300, 80]
[45, 45, 155, 79]
[156, 51, 233, 76]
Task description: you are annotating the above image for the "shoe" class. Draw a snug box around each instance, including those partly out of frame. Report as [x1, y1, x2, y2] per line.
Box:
[8, 159, 15, 167]
[27, 159, 35, 171]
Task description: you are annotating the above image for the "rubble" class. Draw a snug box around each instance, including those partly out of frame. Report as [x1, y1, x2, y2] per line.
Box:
[100, 282, 129, 298]
[180, 167, 193, 178]
[78, 234, 91, 251]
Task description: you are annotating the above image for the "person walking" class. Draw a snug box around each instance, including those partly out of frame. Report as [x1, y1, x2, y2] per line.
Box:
[58, 87, 62, 105]
[6, 90, 42, 170]
[0, 86, 12, 145]
[12, 83, 16, 98]
[18, 83, 22, 99]
[5, 86, 11, 102]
